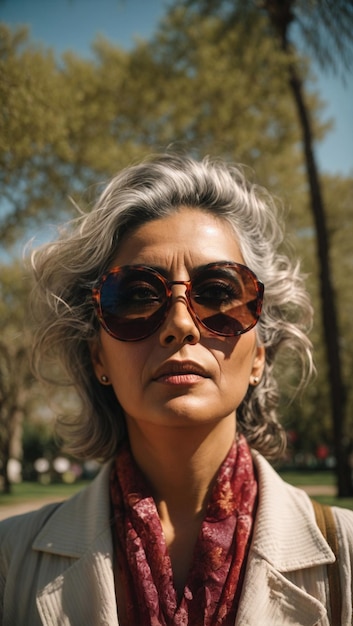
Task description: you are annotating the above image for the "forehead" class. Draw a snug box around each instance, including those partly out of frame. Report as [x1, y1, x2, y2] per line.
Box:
[114, 207, 244, 268]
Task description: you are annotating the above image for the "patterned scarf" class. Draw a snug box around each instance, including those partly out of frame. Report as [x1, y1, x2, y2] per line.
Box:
[110, 435, 257, 626]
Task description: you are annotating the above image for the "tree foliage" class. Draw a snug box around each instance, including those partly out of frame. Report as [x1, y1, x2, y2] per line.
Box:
[0, 17, 313, 247]
[0, 263, 35, 492]
[0, 26, 73, 244]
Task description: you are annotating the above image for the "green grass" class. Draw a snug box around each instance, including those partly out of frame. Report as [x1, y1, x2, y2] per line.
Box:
[278, 470, 336, 486]
[279, 470, 353, 510]
[0, 481, 89, 506]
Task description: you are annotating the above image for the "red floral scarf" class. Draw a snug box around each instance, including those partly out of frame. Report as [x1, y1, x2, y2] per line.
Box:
[110, 435, 257, 626]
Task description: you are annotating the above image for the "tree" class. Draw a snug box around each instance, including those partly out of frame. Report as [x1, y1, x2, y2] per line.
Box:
[0, 263, 35, 493]
[0, 20, 306, 247]
[324, 173, 353, 448]
[0, 25, 73, 245]
[174, 0, 353, 495]
[0, 26, 152, 247]
[278, 172, 353, 468]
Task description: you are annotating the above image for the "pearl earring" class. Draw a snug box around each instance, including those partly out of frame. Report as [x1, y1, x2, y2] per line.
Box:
[101, 375, 109, 384]
[252, 376, 259, 385]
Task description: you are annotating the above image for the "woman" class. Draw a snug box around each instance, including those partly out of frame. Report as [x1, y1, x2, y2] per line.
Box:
[0, 154, 352, 626]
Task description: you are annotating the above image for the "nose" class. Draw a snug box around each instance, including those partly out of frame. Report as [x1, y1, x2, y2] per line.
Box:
[159, 286, 201, 346]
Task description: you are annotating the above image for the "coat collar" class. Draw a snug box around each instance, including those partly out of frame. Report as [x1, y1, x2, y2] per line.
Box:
[33, 463, 119, 625]
[251, 451, 334, 570]
[235, 452, 335, 626]
[33, 462, 113, 558]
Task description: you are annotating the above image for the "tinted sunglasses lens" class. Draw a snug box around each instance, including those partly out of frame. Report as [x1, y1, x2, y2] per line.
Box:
[96, 263, 263, 341]
[99, 268, 168, 340]
[191, 264, 263, 336]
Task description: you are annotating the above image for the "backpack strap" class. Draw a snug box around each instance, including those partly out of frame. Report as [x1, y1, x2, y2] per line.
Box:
[312, 499, 342, 625]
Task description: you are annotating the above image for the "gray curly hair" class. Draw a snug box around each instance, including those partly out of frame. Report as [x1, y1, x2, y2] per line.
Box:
[31, 153, 313, 462]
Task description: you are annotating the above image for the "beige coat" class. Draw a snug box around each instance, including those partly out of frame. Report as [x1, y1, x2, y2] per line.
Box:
[1, 452, 352, 626]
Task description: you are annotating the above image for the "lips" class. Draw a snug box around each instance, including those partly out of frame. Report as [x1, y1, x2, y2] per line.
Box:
[152, 360, 209, 382]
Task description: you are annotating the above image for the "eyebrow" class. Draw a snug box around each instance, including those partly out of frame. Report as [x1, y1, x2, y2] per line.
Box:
[144, 264, 170, 277]
[126, 261, 238, 278]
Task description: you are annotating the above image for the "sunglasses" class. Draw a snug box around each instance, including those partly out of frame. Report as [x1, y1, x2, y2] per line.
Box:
[92, 262, 264, 342]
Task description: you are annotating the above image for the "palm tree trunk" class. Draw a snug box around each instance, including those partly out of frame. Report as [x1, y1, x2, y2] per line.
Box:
[288, 62, 352, 496]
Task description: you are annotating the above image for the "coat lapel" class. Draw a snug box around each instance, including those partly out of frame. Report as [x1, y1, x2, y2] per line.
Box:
[36, 527, 118, 626]
[33, 463, 119, 626]
[235, 452, 335, 625]
[236, 557, 328, 625]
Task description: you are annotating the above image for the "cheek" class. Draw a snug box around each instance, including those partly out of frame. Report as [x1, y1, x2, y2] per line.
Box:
[104, 358, 138, 415]
[103, 343, 149, 393]
[221, 357, 252, 383]
[214, 340, 258, 390]
[213, 333, 257, 370]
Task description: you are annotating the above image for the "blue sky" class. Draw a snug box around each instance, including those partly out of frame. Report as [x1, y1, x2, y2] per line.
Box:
[1, 0, 352, 176]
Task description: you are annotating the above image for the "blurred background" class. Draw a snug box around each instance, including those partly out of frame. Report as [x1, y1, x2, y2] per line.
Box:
[0, 0, 352, 502]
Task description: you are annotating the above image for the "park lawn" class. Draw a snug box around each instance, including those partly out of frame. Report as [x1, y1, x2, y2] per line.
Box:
[279, 469, 353, 510]
[0, 481, 89, 506]
[278, 470, 336, 486]
[1, 471, 353, 511]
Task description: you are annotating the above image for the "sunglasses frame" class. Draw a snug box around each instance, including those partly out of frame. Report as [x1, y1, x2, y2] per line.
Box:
[92, 261, 264, 341]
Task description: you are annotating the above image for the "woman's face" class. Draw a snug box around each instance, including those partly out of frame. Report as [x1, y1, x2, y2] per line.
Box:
[91, 207, 265, 433]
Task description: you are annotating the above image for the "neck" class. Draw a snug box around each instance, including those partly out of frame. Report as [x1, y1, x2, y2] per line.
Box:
[124, 415, 237, 597]
[126, 416, 236, 519]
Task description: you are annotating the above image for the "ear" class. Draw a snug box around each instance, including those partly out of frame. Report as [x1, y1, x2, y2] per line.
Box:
[250, 345, 265, 386]
[89, 338, 108, 382]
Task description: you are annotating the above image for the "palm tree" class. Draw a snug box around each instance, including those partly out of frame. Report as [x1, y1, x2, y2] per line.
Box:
[178, 0, 353, 495]
[260, 1, 353, 497]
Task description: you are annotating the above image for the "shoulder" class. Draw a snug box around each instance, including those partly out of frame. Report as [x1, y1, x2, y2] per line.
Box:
[0, 465, 110, 553]
[252, 449, 353, 547]
[0, 502, 62, 565]
[333, 505, 353, 551]
[0, 462, 112, 567]
[252, 449, 313, 510]
[0, 501, 61, 542]
[0, 501, 63, 622]
[253, 450, 353, 557]
[333, 504, 353, 524]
